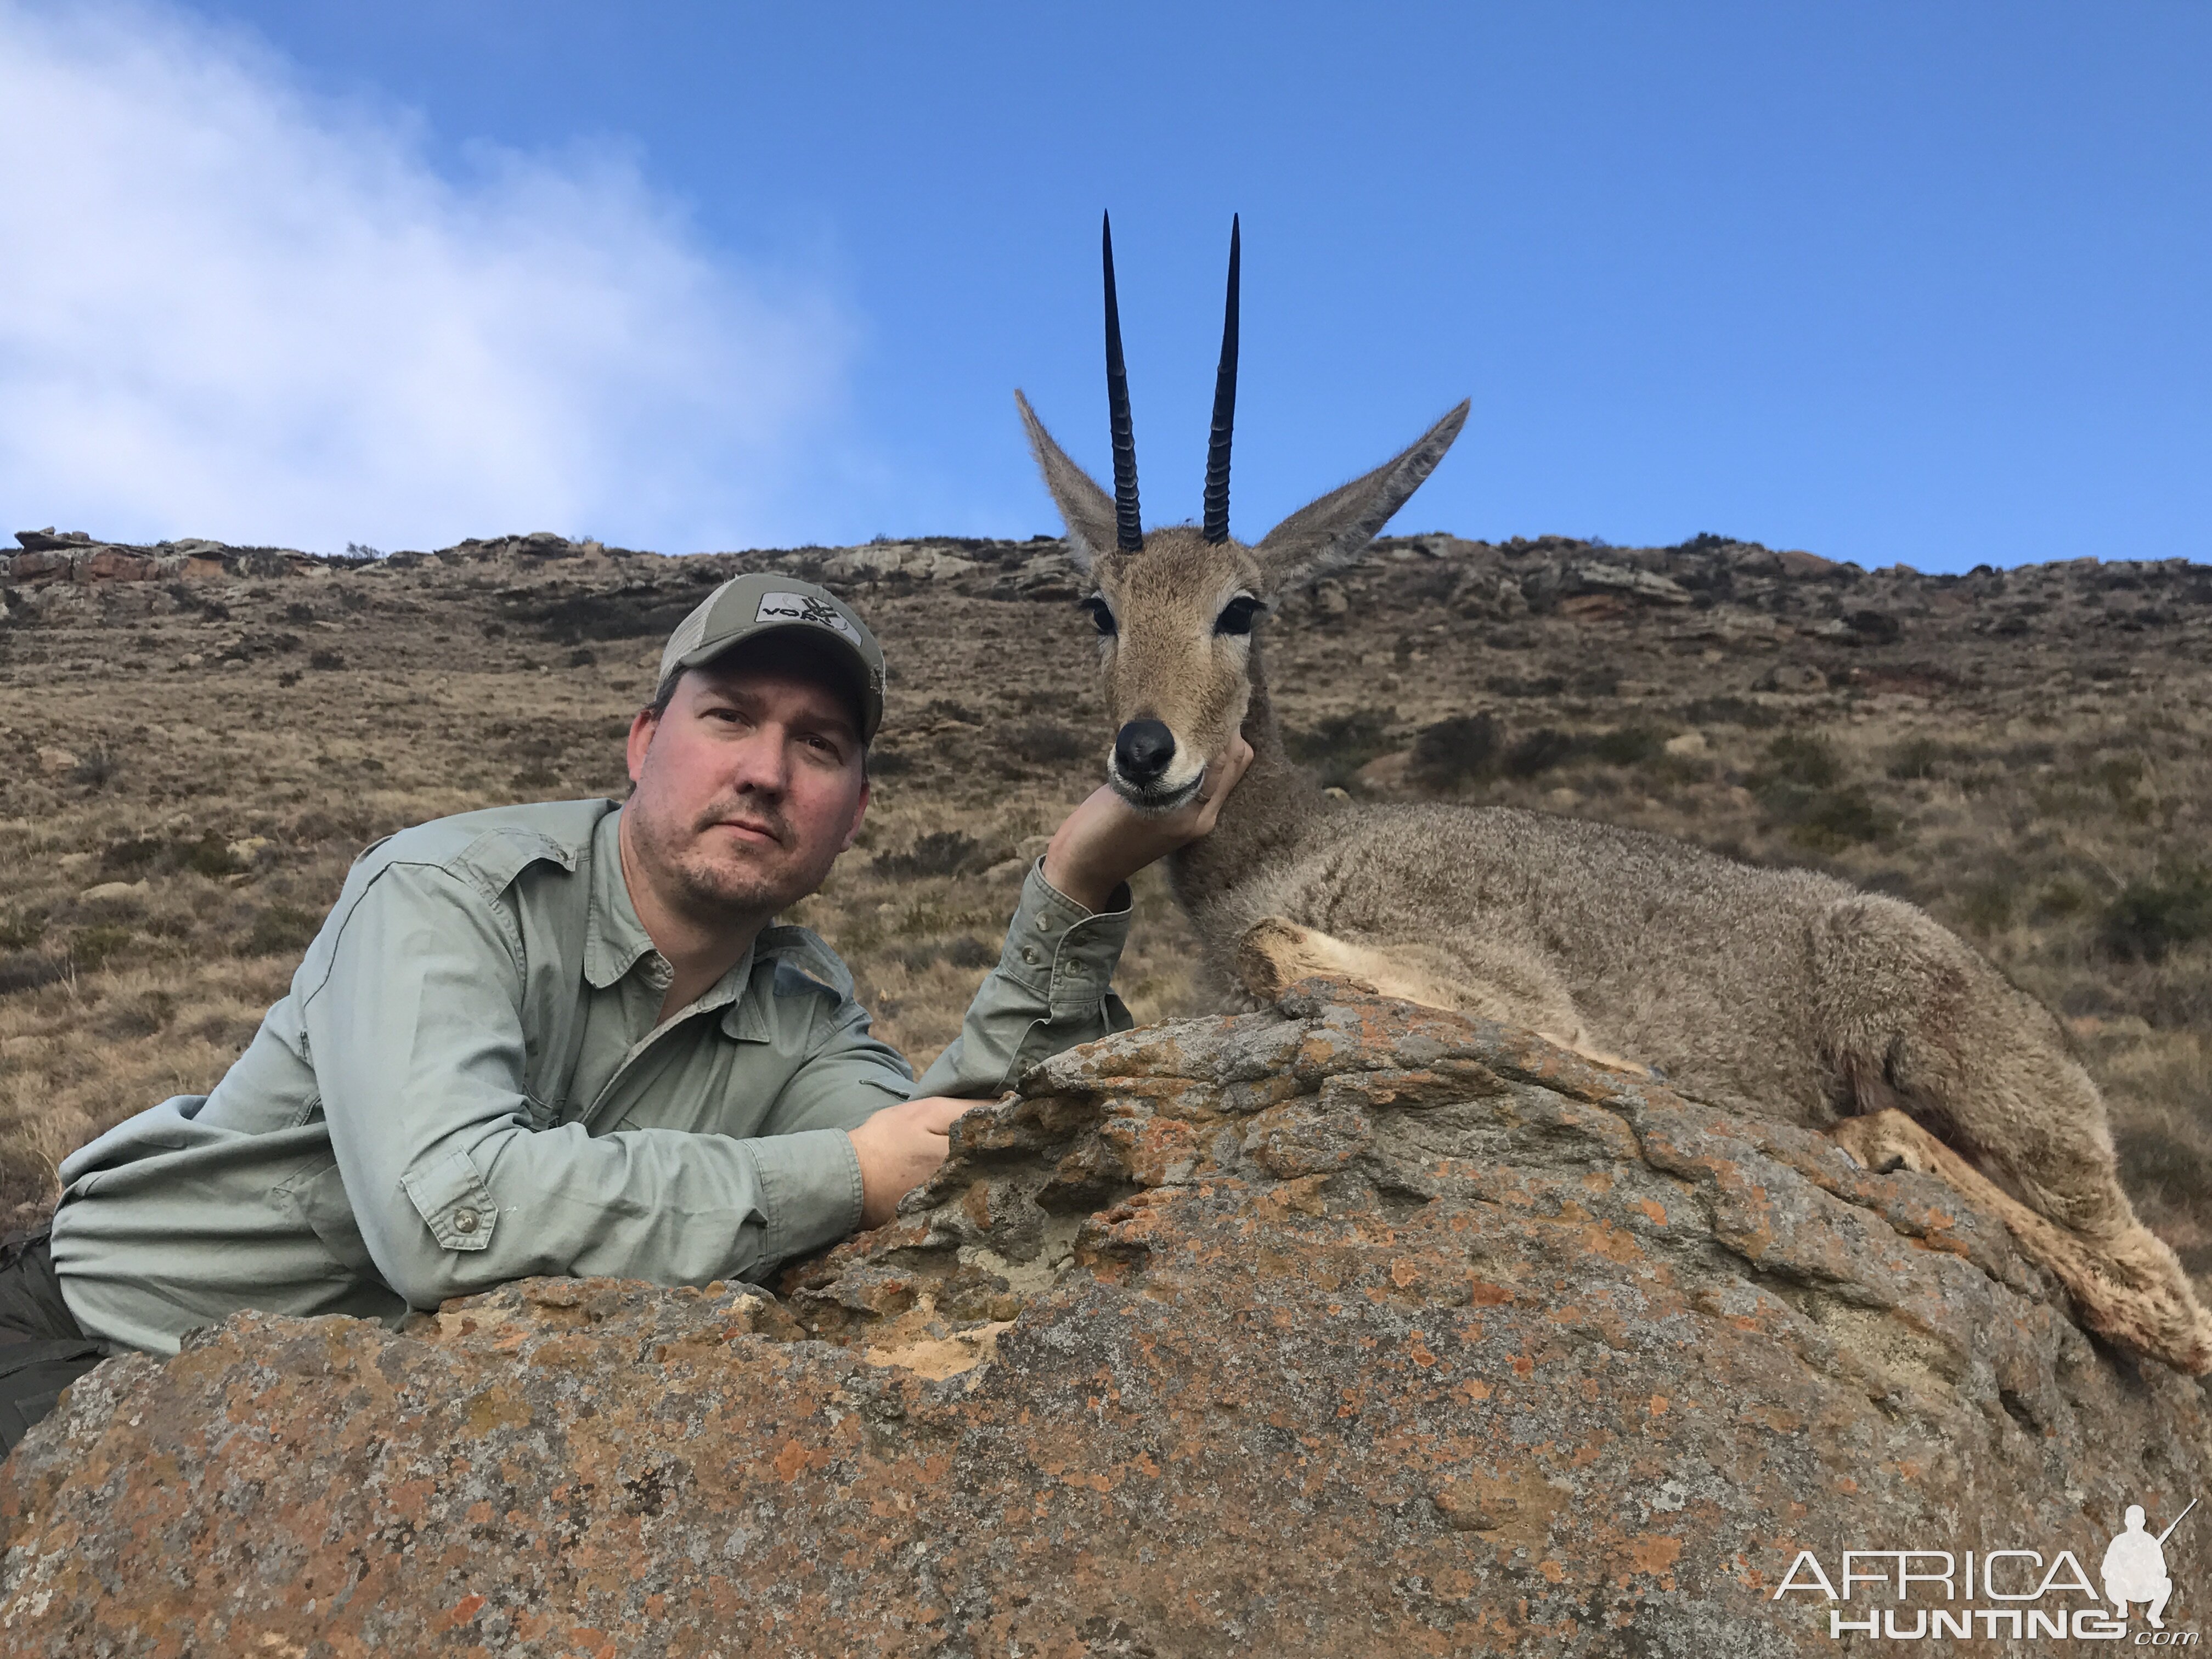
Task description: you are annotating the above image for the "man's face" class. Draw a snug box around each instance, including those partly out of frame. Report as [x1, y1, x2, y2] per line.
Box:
[623, 650, 870, 921]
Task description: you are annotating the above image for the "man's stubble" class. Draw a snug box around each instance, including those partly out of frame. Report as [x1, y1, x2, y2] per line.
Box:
[627, 786, 822, 923]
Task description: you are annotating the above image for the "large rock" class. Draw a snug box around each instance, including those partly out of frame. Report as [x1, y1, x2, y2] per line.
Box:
[1, 985, 2204, 1654]
[819, 540, 983, 584]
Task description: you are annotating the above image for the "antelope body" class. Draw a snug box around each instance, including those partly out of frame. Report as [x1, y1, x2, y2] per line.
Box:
[1012, 215, 2212, 1375]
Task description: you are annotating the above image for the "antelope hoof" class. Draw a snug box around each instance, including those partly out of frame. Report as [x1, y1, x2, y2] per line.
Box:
[1830, 1109, 1938, 1176]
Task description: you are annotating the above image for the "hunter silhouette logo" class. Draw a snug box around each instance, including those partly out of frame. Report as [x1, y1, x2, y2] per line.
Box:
[2106, 1499, 2194, 1630]
[755, 591, 859, 641]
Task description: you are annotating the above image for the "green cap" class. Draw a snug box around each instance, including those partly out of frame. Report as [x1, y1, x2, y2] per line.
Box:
[656, 574, 885, 741]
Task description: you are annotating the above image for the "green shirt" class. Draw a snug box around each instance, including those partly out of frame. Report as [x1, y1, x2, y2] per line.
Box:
[49, 799, 1132, 1355]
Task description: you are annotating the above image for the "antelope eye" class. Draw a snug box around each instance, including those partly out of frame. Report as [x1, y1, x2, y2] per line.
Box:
[1214, 596, 1260, 636]
[1081, 596, 1117, 636]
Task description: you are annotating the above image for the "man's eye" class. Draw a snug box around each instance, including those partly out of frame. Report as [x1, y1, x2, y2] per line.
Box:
[1081, 596, 1116, 636]
[1215, 596, 1260, 636]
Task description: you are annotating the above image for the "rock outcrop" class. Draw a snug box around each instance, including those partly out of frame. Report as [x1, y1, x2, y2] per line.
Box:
[2, 526, 313, 586]
[1, 985, 2207, 1655]
[13, 521, 2207, 645]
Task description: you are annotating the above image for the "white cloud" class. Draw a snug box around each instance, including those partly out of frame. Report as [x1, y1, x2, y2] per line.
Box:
[0, 1, 854, 553]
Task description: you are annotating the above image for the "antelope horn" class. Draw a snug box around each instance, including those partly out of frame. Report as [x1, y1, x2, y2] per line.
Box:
[1102, 212, 1143, 552]
[1203, 214, 1240, 544]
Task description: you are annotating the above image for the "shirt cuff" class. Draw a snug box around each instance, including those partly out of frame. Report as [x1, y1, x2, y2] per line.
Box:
[1002, 857, 1134, 1013]
[751, 1126, 867, 1264]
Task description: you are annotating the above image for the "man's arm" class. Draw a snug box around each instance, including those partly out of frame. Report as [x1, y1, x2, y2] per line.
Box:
[302, 861, 870, 1308]
[847, 738, 1258, 1225]
[916, 738, 1256, 1098]
[909, 856, 1136, 1101]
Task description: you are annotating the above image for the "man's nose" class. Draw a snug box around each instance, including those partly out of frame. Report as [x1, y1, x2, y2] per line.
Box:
[726, 725, 791, 793]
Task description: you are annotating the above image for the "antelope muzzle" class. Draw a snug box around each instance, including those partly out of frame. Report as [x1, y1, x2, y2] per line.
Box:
[1110, 718, 1199, 809]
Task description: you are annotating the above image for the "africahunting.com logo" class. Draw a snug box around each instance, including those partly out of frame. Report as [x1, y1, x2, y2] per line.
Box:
[1773, 1499, 2196, 1642]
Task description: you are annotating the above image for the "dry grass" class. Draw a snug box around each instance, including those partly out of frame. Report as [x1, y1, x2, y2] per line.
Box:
[2, 538, 2208, 1304]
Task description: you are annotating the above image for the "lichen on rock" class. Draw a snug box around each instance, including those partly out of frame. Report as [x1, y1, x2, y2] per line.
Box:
[1, 984, 2205, 1655]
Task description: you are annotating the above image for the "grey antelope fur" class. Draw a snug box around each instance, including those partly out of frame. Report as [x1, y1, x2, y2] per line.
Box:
[1012, 213, 2212, 1376]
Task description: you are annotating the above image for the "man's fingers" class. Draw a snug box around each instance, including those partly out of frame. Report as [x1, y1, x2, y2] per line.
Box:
[1207, 734, 1255, 797]
[1190, 734, 1255, 833]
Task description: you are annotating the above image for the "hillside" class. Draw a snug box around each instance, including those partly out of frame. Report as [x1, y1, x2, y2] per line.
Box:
[2, 525, 2209, 1281]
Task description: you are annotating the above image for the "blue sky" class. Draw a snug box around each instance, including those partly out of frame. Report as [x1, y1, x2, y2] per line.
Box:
[2, 2, 2206, 569]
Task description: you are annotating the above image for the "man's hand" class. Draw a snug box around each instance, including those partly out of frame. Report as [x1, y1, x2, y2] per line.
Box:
[1041, 733, 1257, 912]
[848, 1095, 971, 1228]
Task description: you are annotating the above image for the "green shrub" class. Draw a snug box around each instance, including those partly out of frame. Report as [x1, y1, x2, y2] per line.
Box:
[1008, 721, 1091, 765]
[1886, 737, 1951, 781]
[1503, 728, 1577, 778]
[183, 832, 244, 878]
[1748, 732, 1891, 850]
[1587, 726, 1662, 767]
[2094, 754, 2147, 798]
[1957, 881, 2016, 934]
[97, 990, 176, 1038]
[242, 904, 321, 958]
[73, 924, 134, 969]
[1287, 709, 1398, 787]
[1750, 733, 1869, 848]
[0, 954, 66, 995]
[69, 748, 120, 789]
[876, 831, 991, 880]
[100, 837, 163, 873]
[1788, 787, 1896, 853]
[1409, 714, 1500, 791]
[2035, 879, 2090, 919]
[2100, 869, 2212, 962]
[1760, 733, 1841, 789]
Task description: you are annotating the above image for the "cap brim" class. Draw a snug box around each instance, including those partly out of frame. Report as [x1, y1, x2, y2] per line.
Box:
[673, 624, 882, 741]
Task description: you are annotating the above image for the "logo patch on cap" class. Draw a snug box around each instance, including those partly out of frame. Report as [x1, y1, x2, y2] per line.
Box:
[756, 591, 859, 640]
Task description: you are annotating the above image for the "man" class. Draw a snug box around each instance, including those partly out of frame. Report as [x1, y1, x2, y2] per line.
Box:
[0, 574, 1249, 1452]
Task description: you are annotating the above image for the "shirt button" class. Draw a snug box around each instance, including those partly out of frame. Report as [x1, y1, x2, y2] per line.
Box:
[1020, 946, 1041, 967]
[453, 1208, 480, 1235]
[1035, 913, 1052, 932]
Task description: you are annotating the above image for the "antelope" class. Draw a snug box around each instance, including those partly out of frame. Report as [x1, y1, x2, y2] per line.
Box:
[1012, 213, 2212, 1376]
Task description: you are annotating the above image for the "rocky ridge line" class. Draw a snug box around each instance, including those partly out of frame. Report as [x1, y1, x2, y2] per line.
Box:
[8, 526, 2209, 657]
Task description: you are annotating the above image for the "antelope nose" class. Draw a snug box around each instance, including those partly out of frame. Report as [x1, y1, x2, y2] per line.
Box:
[1114, 720, 1177, 783]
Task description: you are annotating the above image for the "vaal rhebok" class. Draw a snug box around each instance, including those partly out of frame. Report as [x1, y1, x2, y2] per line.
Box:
[1014, 212, 2212, 1376]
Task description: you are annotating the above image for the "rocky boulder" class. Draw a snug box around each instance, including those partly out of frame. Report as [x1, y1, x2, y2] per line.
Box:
[1, 985, 2205, 1655]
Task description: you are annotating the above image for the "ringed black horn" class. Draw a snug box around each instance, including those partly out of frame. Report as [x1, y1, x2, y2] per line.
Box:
[1203, 214, 1240, 544]
[1101, 212, 1143, 552]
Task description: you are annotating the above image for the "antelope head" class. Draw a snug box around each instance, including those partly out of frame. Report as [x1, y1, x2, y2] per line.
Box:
[1020, 214, 1469, 813]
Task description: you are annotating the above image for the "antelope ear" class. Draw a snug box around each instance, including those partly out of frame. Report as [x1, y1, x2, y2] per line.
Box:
[1252, 400, 1469, 595]
[1017, 390, 1116, 574]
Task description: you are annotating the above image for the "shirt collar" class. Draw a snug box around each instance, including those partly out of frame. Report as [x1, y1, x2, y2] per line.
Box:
[584, 805, 665, 990]
[585, 806, 768, 1030]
